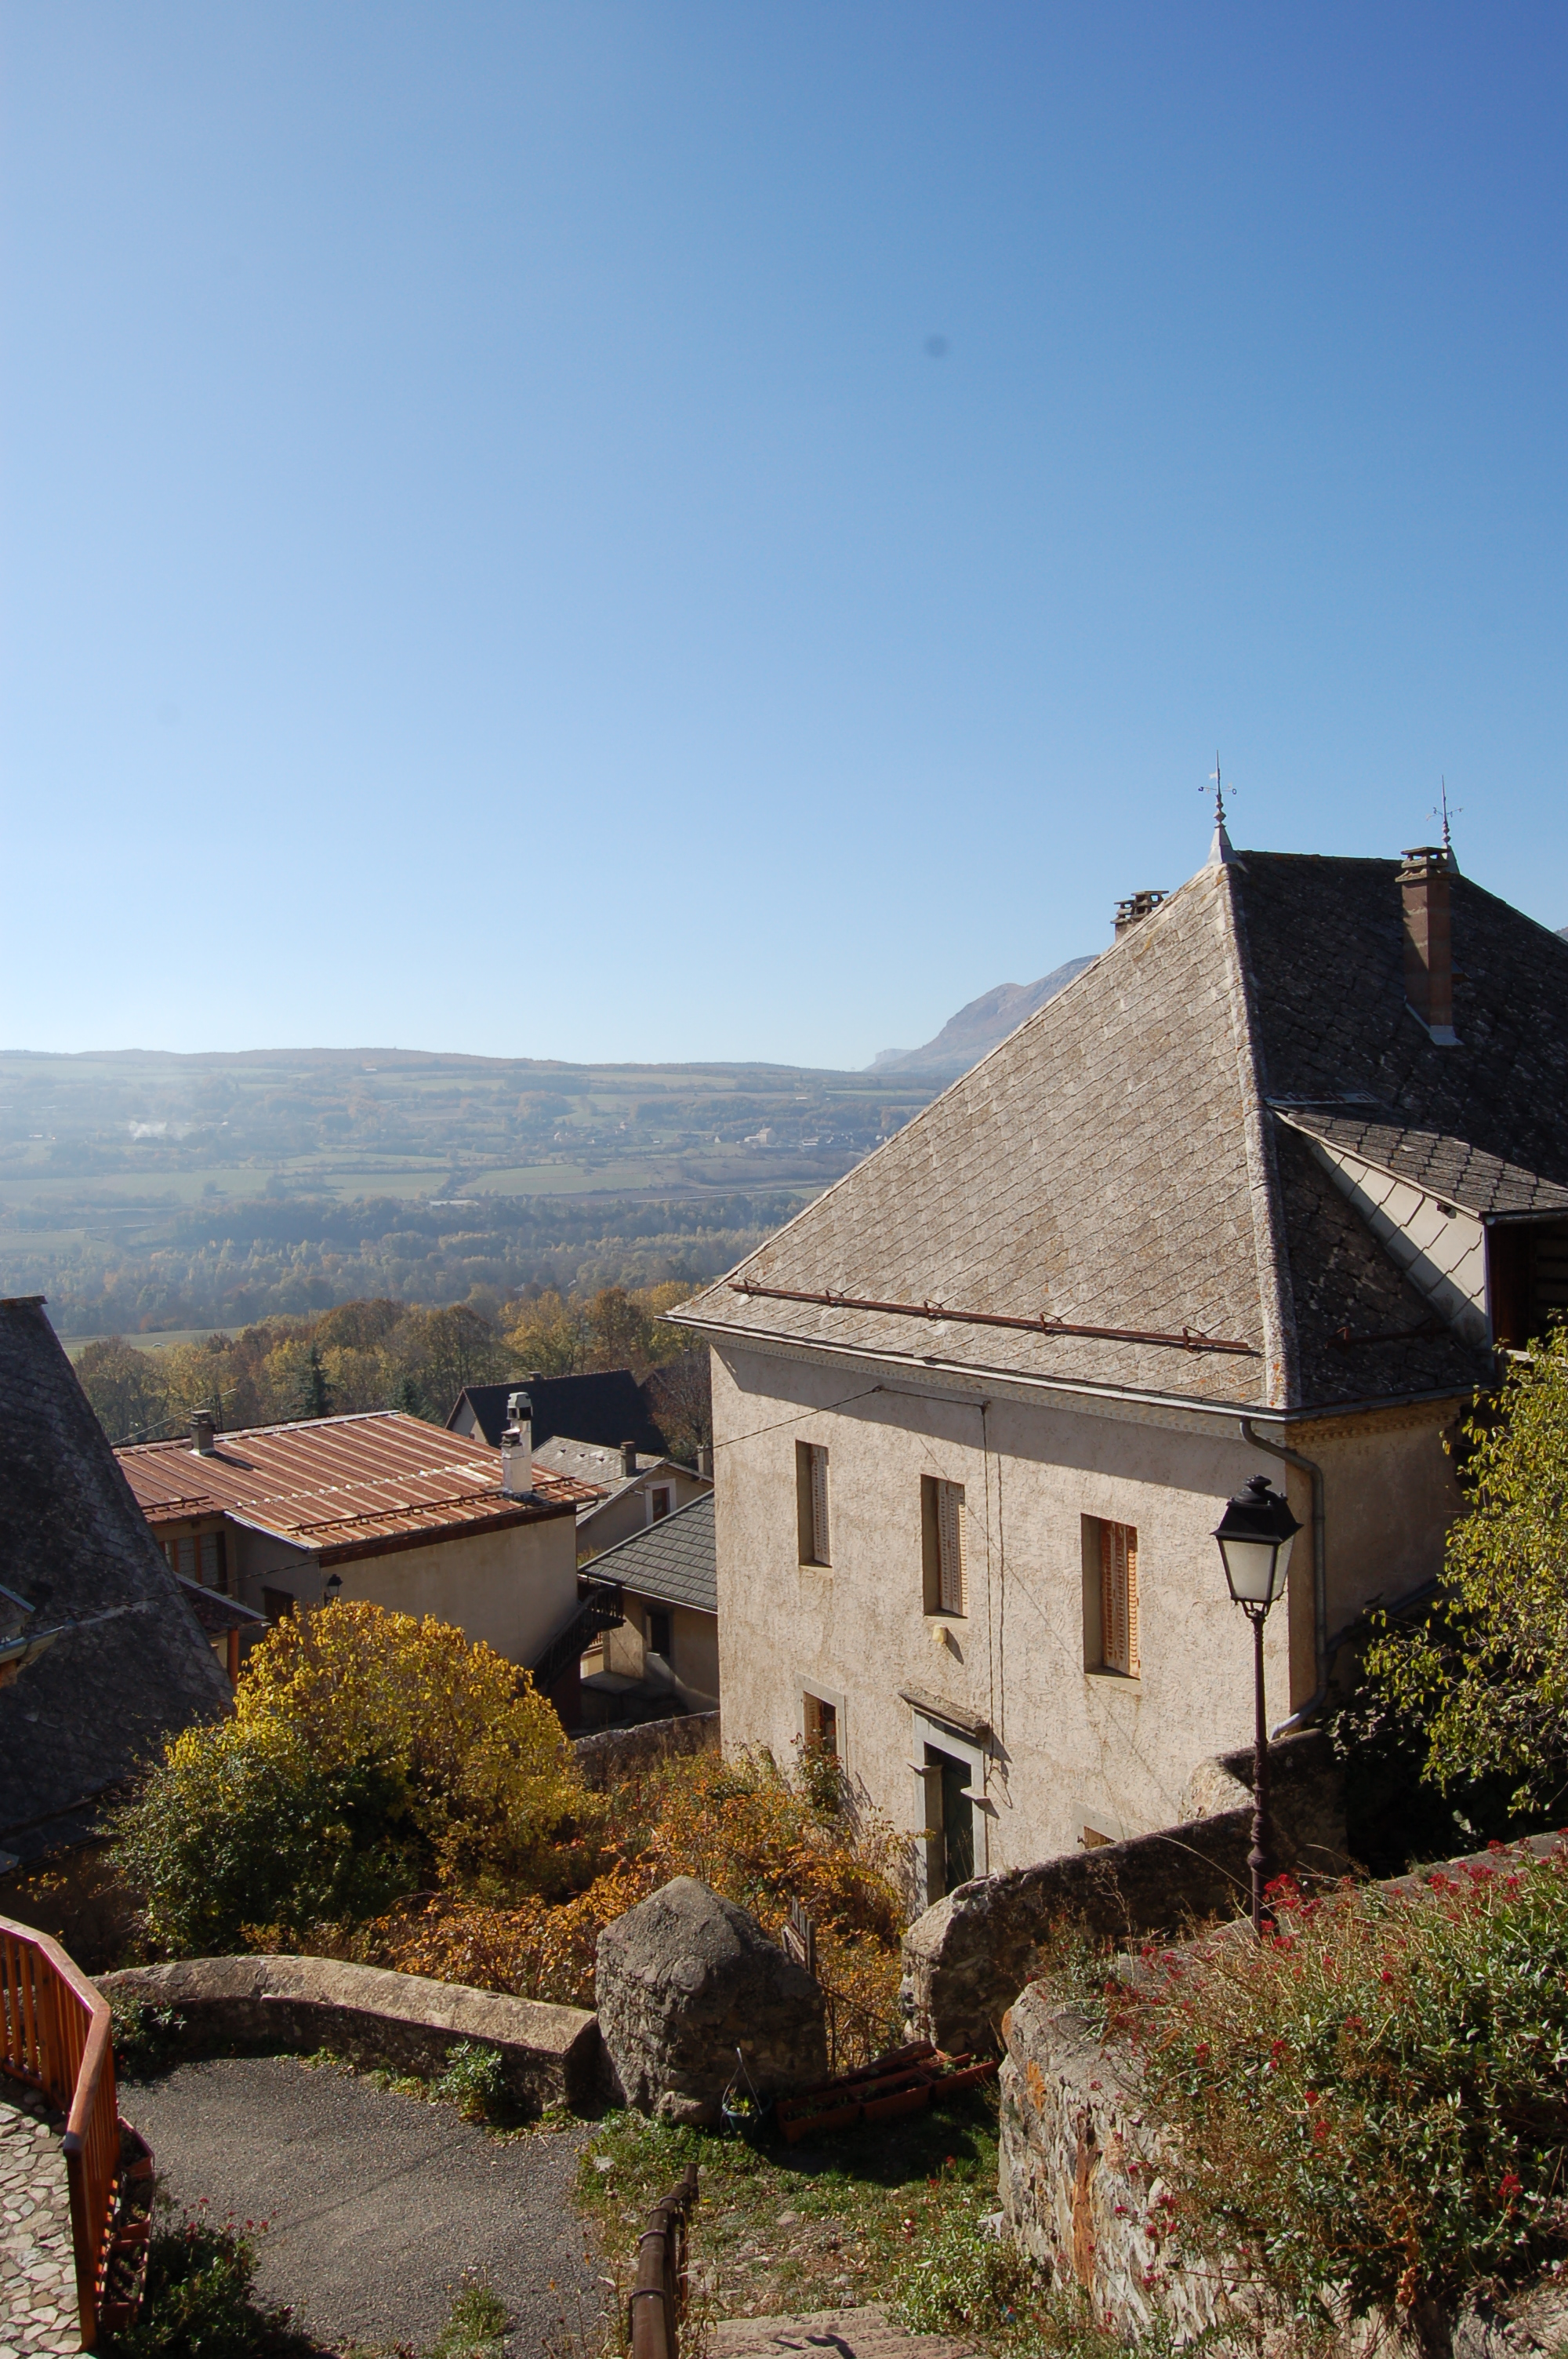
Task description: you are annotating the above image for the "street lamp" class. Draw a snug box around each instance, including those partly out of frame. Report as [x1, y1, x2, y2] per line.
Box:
[1213, 1474, 1301, 1936]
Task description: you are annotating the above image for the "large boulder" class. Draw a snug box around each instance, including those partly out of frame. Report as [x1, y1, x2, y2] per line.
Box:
[595, 1876, 827, 2125]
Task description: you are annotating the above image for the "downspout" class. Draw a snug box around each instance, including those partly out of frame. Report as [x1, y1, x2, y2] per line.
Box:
[1239, 1418, 1328, 1737]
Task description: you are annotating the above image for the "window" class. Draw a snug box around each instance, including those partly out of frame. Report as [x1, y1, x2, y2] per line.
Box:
[804, 1692, 838, 1755]
[646, 1608, 673, 1662]
[262, 1587, 297, 1625]
[1082, 1516, 1139, 1676]
[796, 1441, 830, 1566]
[921, 1477, 967, 1615]
[648, 1486, 672, 1524]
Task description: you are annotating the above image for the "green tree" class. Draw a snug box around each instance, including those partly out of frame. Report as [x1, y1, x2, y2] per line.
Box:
[290, 1344, 334, 1420]
[74, 1337, 170, 1445]
[1368, 1332, 1568, 1814]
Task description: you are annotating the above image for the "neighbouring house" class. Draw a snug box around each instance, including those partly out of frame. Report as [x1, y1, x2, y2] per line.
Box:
[0, 1294, 234, 1957]
[579, 1491, 719, 1726]
[529, 1434, 713, 1562]
[448, 1369, 667, 1456]
[116, 1409, 600, 1717]
[670, 830, 1568, 1905]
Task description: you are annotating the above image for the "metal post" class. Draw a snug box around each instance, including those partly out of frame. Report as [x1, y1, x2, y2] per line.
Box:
[1248, 1606, 1271, 1936]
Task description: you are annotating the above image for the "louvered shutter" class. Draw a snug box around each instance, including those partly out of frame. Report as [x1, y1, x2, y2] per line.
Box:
[1099, 1521, 1139, 1675]
[938, 1482, 966, 1614]
[810, 1445, 830, 1565]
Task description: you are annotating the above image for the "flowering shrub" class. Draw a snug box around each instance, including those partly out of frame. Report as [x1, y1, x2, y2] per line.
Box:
[1104, 1845, 1568, 2322]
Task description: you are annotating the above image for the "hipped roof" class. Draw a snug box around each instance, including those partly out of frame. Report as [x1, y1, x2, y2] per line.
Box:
[0, 1297, 232, 1863]
[673, 852, 1568, 1415]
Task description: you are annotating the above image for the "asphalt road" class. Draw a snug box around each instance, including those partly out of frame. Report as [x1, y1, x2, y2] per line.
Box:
[119, 2056, 602, 2354]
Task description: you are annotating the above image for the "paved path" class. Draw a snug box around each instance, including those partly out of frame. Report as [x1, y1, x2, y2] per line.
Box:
[119, 2057, 600, 2355]
[712, 2307, 976, 2359]
[0, 2085, 78, 2359]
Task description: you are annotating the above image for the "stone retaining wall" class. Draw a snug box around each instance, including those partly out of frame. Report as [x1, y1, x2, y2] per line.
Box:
[996, 1832, 1568, 2346]
[902, 1730, 1346, 2056]
[101, 1954, 606, 2113]
[572, 1709, 720, 1790]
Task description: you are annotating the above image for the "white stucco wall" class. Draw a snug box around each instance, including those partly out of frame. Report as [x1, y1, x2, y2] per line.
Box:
[710, 1342, 1465, 1878]
[230, 1513, 579, 1667]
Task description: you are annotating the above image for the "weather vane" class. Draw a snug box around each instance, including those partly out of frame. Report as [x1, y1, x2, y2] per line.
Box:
[1430, 776, 1461, 857]
[1206, 753, 1235, 831]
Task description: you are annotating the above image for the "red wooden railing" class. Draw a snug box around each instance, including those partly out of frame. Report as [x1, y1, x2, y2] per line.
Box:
[0, 1916, 122, 2350]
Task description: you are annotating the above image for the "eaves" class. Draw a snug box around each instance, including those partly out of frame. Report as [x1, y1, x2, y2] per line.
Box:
[671, 1312, 1484, 1440]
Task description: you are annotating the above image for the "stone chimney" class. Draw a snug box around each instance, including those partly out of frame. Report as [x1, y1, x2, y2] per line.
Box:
[500, 1389, 533, 1499]
[621, 1441, 638, 1478]
[1399, 845, 1458, 1045]
[191, 1412, 217, 1456]
[1114, 888, 1167, 941]
[696, 1444, 713, 1478]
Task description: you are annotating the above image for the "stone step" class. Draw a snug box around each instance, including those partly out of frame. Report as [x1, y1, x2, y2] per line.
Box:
[711, 2303, 976, 2358]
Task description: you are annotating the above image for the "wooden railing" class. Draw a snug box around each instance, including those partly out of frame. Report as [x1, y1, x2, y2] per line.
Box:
[0, 1917, 122, 2350]
[628, 2164, 699, 2359]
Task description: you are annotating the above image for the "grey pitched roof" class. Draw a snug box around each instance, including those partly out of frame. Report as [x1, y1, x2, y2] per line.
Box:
[0, 1298, 232, 1863]
[586, 1491, 716, 1615]
[1273, 1110, 1568, 1219]
[672, 852, 1568, 1414]
[448, 1372, 666, 1454]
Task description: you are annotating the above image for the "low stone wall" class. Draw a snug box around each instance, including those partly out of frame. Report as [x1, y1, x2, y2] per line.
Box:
[572, 1709, 720, 1790]
[100, 1954, 606, 2114]
[997, 1831, 1568, 2346]
[902, 1729, 1347, 2056]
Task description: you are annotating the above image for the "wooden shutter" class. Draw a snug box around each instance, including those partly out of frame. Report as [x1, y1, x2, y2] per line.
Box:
[938, 1482, 966, 1614]
[1099, 1521, 1139, 1675]
[810, 1445, 830, 1565]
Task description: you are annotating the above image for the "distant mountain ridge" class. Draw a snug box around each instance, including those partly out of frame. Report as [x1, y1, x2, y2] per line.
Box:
[868, 956, 1097, 1078]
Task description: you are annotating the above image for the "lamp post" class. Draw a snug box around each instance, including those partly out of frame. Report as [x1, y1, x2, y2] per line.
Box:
[1213, 1474, 1302, 1936]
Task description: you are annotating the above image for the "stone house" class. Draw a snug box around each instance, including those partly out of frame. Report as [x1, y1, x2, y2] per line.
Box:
[531, 1436, 712, 1563]
[670, 834, 1568, 1903]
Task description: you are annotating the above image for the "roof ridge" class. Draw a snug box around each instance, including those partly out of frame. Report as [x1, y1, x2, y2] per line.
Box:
[1217, 863, 1298, 1409]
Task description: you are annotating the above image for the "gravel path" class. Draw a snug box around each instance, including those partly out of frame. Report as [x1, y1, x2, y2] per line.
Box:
[0, 2085, 79, 2359]
[119, 2056, 601, 2355]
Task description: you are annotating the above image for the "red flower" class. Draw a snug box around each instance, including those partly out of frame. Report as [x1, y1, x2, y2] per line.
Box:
[1501, 2173, 1523, 2201]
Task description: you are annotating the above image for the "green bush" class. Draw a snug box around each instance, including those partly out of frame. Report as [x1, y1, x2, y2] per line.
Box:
[1106, 1846, 1568, 2323]
[113, 2208, 310, 2359]
[109, 1990, 187, 2077]
[430, 2041, 509, 2124]
[111, 1717, 419, 1955]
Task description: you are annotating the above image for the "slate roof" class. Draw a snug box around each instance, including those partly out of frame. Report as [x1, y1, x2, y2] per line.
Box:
[586, 1491, 717, 1615]
[119, 1412, 588, 1562]
[0, 1297, 232, 1865]
[672, 851, 1568, 1415]
[1273, 1110, 1568, 1220]
[448, 1372, 666, 1454]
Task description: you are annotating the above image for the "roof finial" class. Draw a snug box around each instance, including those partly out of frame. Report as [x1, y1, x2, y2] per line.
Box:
[1205, 751, 1235, 867]
[1430, 776, 1461, 867]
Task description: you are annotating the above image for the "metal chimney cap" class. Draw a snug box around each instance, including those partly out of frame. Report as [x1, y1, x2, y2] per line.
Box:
[191, 1412, 218, 1456]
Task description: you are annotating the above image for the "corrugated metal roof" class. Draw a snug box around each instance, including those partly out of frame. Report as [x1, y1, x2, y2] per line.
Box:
[586, 1491, 716, 1616]
[118, 1412, 597, 1555]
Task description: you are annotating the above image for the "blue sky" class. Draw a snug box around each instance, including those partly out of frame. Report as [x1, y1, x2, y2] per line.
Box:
[4, 4, 1565, 1067]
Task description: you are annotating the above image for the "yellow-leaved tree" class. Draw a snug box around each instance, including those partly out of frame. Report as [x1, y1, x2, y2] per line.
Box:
[112, 1602, 584, 1957]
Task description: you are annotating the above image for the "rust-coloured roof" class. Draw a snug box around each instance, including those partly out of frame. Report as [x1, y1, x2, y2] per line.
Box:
[118, 1412, 600, 1559]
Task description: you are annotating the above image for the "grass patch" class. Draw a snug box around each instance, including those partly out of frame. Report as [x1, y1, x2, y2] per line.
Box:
[575, 2090, 1004, 2326]
[292, 2045, 558, 2138]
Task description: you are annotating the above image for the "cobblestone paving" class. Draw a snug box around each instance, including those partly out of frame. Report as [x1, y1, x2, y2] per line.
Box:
[0, 2085, 79, 2359]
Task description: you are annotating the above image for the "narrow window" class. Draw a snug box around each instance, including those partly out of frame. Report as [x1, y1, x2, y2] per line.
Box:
[804, 1692, 838, 1755]
[797, 1441, 830, 1566]
[649, 1486, 672, 1523]
[921, 1477, 967, 1615]
[647, 1608, 673, 1662]
[1098, 1519, 1139, 1676]
[262, 1587, 296, 1624]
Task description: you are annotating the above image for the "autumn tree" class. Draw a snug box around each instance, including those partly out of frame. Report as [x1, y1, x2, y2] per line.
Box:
[1367, 1331, 1568, 1814]
[74, 1337, 171, 1445]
